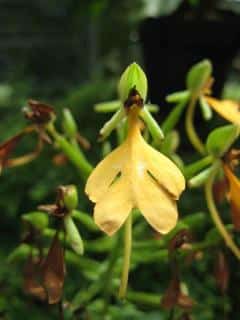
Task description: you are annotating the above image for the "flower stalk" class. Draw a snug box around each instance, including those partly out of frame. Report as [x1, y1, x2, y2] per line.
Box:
[119, 213, 132, 299]
[205, 162, 240, 259]
[185, 95, 206, 155]
[47, 123, 92, 179]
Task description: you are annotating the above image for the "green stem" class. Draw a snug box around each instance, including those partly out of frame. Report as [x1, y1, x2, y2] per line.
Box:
[184, 155, 213, 179]
[126, 290, 161, 308]
[185, 96, 206, 155]
[205, 162, 240, 259]
[162, 97, 188, 135]
[102, 234, 121, 313]
[119, 214, 132, 299]
[47, 123, 92, 179]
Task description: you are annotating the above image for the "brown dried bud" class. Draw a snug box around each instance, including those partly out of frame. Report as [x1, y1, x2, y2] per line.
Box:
[214, 251, 229, 294]
[213, 177, 228, 204]
[161, 273, 180, 309]
[168, 229, 192, 255]
[177, 313, 193, 320]
[52, 153, 69, 166]
[0, 133, 23, 171]
[23, 99, 55, 125]
[38, 185, 78, 218]
[161, 273, 194, 310]
[41, 233, 65, 304]
[23, 256, 47, 302]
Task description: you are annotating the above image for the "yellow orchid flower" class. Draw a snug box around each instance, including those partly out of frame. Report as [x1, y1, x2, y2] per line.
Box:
[205, 97, 240, 126]
[85, 107, 185, 236]
[223, 164, 240, 231]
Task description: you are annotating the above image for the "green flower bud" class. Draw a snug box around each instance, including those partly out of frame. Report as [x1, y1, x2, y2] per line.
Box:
[206, 124, 239, 158]
[22, 211, 49, 230]
[186, 59, 212, 94]
[62, 185, 78, 211]
[118, 62, 148, 104]
[64, 215, 84, 255]
[199, 96, 212, 121]
[7, 243, 32, 263]
[62, 108, 78, 138]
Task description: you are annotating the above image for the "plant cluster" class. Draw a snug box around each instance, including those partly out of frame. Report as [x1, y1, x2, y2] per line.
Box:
[2, 60, 240, 319]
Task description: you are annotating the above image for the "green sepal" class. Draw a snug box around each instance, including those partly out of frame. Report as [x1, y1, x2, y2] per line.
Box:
[186, 59, 212, 94]
[188, 166, 213, 188]
[94, 100, 158, 113]
[62, 108, 78, 138]
[140, 107, 164, 143]
[102, 141, 112, 157]
[166, 90, 190, 103]
[94, 100, 121, 113]
[199, 96, 212, 121]
[64, 215, 84, 255]
[206, 124, 239, 158]
[99, 108, 125, 140]
[160, 130, 179, 155]
[145, 103, 159, 113]
[118, 62, 148, 103]
[22, 211, 49, 230]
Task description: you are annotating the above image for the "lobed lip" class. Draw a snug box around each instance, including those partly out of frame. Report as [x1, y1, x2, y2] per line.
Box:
[85, 108, 185, 236]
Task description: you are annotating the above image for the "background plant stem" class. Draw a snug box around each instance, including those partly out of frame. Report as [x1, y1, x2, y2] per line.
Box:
[205, 162, 240, 259]
[185, 95, 206, 155]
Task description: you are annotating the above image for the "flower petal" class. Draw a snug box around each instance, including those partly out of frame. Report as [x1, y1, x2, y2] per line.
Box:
[138, 137, 185, 199]
[205, 97, 240, 125]
[94, 176, 133, 236]
[85, 143, 127, 202]
[223, 164, 240, 230]
[136, 173, 178, 234]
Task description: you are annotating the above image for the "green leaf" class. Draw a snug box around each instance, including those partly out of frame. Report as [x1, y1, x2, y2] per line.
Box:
[118, 62, 148, 103]
[22, 211, 49, 230]
[206, 124, 239, 157]
[186, 59, 212, 94]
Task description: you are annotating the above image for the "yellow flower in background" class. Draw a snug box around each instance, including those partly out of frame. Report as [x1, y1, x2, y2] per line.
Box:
[223, 164, 240, 231]
[205, 97, 240, 125]
[85, 107, 185, 236]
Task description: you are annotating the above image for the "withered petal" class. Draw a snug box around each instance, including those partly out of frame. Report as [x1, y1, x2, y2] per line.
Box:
[41, 233, 65, 304]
